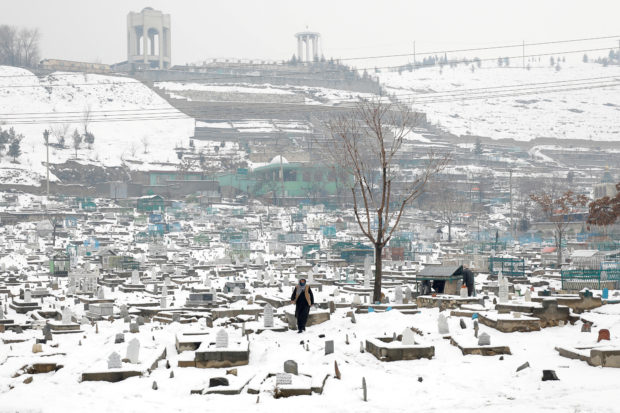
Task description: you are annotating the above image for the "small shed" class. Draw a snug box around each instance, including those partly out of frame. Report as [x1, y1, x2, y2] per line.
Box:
[137, 195, 164, 213]
[416, 265, 464, 295]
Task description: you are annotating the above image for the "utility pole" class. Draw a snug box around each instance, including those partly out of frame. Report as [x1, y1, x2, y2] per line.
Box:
[509, 169, 514, 241]
[43, 129, 50, 197]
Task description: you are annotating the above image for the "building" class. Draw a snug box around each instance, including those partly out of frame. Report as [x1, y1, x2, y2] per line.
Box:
[39, 59, 110, 74]
[137, 195, 165, 212]
[594, 168, 618, 199]
[127, 7, 171, 70]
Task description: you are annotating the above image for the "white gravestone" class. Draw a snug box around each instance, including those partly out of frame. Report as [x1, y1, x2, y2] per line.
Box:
[352, 294, 361, 305]
[438, 313, 449, 334]
[215, 329, 228, 348]
[24, 290, 32, 303]
[524, 288, 531, 302]
[131, 270, 140, 285]
[394, 286, 403, 304]
[126, 338, 140, 364]
[364, 255, 372, 288]
[62, 307, 73, 324]
[263, 304, 274, 328]
[401, 328, 417, 345]
[108, 352, 122, 369]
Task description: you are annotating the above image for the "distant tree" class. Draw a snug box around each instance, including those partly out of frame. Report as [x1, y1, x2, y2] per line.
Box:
[567, 170, 575, 184]
[497, 57, 503, 67]
[550, 56, 555, 66]
[290, 54, 297, 65]
[503, 57, 510, 66]
[50, 123, 69, 148]
[474, 57, 482, 68]
[71, 129, 82, 158]
[7, 135, 22, 162]
[82, 104, 92, 135]
[474, 138, 483, 156]
[555, 63, 561, 71]
[83, 131, 95, 149]
[0, 25, 40, 67]
[141, 136, 149, 154]
[530, 190, 589, 268]
[583, 54, 588, 63]
[434, 188, 465, 242]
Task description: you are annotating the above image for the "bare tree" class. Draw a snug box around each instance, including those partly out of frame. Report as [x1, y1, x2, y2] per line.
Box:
[50, 123, 69, 147]
[177, 157, 197, 180]
[82, 104, 92, 135]
[0, 25, 39, 67]
[530, 190, 589, 268]
[141, 136, 149, 154]
[323, 100, 449, 302]
[71, 129, 82, 158]
[433, 187, 465, 243]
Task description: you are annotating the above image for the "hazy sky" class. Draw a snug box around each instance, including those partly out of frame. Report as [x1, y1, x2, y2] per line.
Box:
[1, 0, 619, 66]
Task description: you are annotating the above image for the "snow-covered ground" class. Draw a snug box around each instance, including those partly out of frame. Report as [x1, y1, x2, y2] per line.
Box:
[379, 61, 620, 142]
[0, 66, 195, 184]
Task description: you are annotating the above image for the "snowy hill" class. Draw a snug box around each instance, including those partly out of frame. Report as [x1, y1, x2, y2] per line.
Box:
[379, 61, 620, 142]
[0, 66, 195, 185]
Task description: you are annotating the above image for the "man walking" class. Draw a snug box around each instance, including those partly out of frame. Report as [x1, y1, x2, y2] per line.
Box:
[290, 278, 314, 333]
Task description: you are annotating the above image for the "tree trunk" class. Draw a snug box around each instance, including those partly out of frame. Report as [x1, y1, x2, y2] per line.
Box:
[373, 243, 383, 303]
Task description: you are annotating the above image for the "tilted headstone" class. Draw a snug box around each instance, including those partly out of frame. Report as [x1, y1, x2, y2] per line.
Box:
[215, 329, 228, 348]
[401, 328, 416, 345]
[478, 332, 490, 346]
[263, 304, 274, 328]
[126, 338, 140, 364]
[438, 313, 449, 334]
[284, 360, 298, 375]
[107, 352, 122, 369]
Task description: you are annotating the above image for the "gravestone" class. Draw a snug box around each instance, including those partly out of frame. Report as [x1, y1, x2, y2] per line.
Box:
[24, 290, 32, 303]
[598, 329, 610, 342]
[394, 287, 403, 304]
[542, 370, 559, 381]
[131, 270, 140, 285]
[459, 319, 466, 329]
[172, 313, 181, 323]
[232, 287, 241, 296]
[126, 338, 140, 364]
[216, 329, 228, 348]
[130, 322, 139, 333]
[524, 288, 531, 302]
[516, 362, 530, 372]
[333, 289, 340, 297]
[325, 340, 334, 355]
[581, 322, 591, 333]
[276, 373, 292, 386]
[284, 360, 298, 375]
[97, 287, 105, 300]
[209, 377, 229, 387]
[478, 332, 490, 346]
[352, 294, 361, 305]
[460, 285, 468, 298]
[137, 316, 145, 326]
[401, 328, 417, 345]
[62, 307, 72, 325]
[43, 324, 53, 341]
[263, 304, 274, 328]
[108, 352, 122, 369]
[364, 255, 372, 288]
[498, 272, 508, 303]
[404, 287, 412, 304]
[120, 304, 129, 318]
[362, 377, 367, 401]
[115, 333, 125, 344]
[438, 313, 449, 334]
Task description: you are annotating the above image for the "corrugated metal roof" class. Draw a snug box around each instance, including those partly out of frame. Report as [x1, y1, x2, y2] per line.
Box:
[417, 265, 462, 278]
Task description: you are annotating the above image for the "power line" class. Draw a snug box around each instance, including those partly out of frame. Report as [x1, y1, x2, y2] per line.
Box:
[338, 34, 620, 61]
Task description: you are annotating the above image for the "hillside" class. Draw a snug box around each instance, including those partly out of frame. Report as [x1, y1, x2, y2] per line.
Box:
[0, 66, 195, 185]
[379, 61, 620, 142]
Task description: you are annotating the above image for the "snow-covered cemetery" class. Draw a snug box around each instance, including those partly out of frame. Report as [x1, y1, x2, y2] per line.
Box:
[0, 2, 619, 412]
